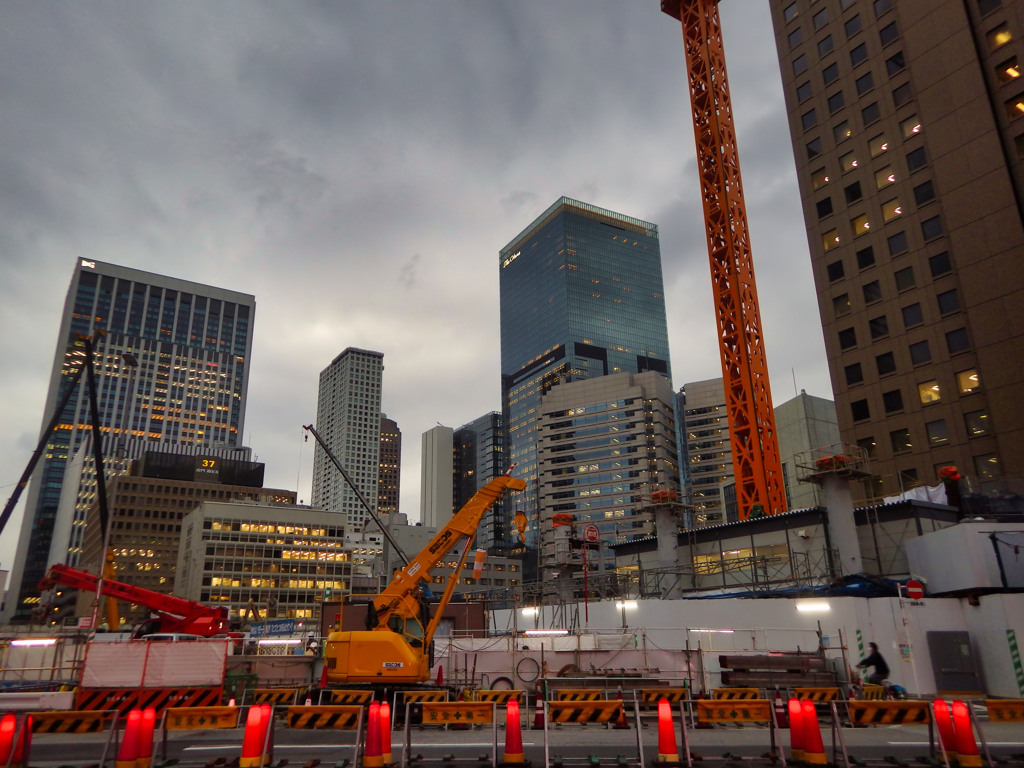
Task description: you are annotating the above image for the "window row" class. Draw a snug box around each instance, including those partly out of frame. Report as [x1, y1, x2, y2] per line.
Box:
[823, 212, 942, 259]
[839, 324, 969, 360]
[852, 410, 992, 459]
[834, 287, 960, 329]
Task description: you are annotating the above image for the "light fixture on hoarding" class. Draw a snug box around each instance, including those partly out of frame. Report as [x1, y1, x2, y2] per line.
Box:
[795, 601, 831, 613]
[523, 629, 568, 637]
[11, 638, 58, 647]
[689, 629, 735, 634]
[257, 637, 302, 645]
[520, 607, 539, 617]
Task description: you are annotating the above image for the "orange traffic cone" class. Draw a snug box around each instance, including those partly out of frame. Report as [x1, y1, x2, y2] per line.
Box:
[614, 690, 629, 729]
[532, 692, 545, 730]
[656, 698, 679, 763]
[240, 704, 268, 768]
[951, 700, 981, 768]
[933, 699, 957, 763]
[787, 699, 805, 762]
[363, 701, 383, 768]
[116, 710, 142, 768]
[800, 700, 826, 765]
[502, 698, 526, 764]
[379, 701, 392, 765]
[136, 708, 156, 768]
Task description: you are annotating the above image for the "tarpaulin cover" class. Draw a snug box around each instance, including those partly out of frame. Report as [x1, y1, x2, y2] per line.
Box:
[81, 640, 228, 688]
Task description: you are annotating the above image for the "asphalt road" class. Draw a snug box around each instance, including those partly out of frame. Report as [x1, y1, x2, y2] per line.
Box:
[23, 717, 1024, 768]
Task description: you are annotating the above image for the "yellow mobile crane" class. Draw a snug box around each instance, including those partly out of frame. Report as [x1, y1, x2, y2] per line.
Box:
[303, 425, 526, 685]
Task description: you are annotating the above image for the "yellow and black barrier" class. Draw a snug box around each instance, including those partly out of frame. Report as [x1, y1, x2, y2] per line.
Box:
[321, 689, 373, 706]
[985, 698, 1024, 722]
[30, 709, 114, 734]
[551, 688, 604, 702]
[160, 706, 240, 763]
[847, 700, 930, 726]
[640, 688, 688, 708]
[697, 699, 772, 724]
[794, 687, 841, 703]
[251, 688, 300, 706]
[712, 688, 762, 701]
[476, 689, 523, 705]
[286, 705, 363, 730]
[398, 690, 448, 704]
[547, 699, 624, 724]
[859, 684, 885, 701]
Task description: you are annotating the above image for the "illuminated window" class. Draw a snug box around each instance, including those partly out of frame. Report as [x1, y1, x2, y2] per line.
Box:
[988, 24, 1012, 50]
[875, 166, 896, 189]
[901, 115, 922, 137]
[869, 134, 890, 157]
[965, 410, 991, 437]
[852, 213, 871, 235]
[841, 151, 859, 172]
[834, 120, 852, 142]
[882, 198, 903, 221]
[857, 437, 877, 458]
[974, 454, 1001, 479]
[957, 369, 980, 393]
[1005, 97, 1024, 119]
[997, 57, 1020, 82]
[823, 229, 841, 251]
[918, 380, 941, 404]
[890, 428, 912, 453]
[812, 167, 830, 189]
[926, 419, 948, 445]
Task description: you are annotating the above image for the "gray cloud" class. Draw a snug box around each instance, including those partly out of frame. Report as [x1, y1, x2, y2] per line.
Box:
[0, 1, 831, 566]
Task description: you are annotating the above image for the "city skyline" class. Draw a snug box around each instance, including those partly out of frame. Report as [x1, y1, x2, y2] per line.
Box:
[0, 3, 832, 575]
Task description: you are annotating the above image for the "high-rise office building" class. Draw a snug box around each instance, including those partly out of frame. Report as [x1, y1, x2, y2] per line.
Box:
[378, 415, 401, 517]
[419, 425, 454, 530]
[679, 378, 733, 527]
[536, 371, 679, 577]
[771, 0, 1024, 497]
[6, 258, 254, 621]
[453, 412, 507, 552]
[499, 197, 672, 560]
[312, 348, 384, 526]
[774, 390, 841, 510]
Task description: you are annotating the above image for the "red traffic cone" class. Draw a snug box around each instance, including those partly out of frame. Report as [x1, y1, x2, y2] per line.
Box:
[951, 700, 981, 768]
[379, 701, 392, 765]
[533, 692, 545, 730]
[801, 700, 826, 765]
[933, 699, 957, 763]
[363, 701, 383, 768]
[436, 665, 444, 686]
[0, 712, 28, 768]
[502, 698, 526, 764]
[614, 690, 629, 729]
[656, 698, 679, 763]
[116, 710, 142, 768]
[788, 698, 805, 762]
[320, 663, 329, 688]
[240, 704, 268, 768]
[136, 708, 156, 768]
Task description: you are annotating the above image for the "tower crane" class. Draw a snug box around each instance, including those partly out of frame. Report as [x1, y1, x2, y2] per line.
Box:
[662, 0, 788, 520]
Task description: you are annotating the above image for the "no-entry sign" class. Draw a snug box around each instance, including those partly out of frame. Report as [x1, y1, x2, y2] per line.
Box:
[905, 579, 924, 600]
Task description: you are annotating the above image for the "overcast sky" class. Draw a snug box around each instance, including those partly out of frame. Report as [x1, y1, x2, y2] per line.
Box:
[0, 1, 833, 573]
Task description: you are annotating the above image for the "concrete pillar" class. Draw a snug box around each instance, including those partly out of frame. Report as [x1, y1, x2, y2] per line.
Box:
[821, 473, 863, 575]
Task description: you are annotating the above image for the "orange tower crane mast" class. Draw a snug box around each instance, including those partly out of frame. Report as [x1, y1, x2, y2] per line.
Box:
[661, 0, 787, 520]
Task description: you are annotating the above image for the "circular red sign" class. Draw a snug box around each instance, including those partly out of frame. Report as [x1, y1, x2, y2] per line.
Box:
[584, 524, 599, 543]
[906, 579, 924, 600]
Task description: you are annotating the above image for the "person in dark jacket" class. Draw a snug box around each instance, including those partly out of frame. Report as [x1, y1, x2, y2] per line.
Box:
[857, 642, 890, 684]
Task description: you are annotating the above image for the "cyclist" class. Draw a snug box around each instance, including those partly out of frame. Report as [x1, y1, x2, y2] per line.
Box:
[857, 642, 890, 685]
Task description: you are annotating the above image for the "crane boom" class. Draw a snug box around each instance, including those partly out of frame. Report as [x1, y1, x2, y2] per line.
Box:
[662, 0, 787, 520]
[40, 563, 229, 636]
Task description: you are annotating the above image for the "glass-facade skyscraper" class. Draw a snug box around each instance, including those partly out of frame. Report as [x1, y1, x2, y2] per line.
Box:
[454, 412, 506, 553]
[6, 258, 255, 621]
[499, 197, 672, 567]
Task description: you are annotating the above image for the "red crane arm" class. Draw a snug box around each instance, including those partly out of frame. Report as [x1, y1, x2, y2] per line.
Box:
[40, 563, 228, 636]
